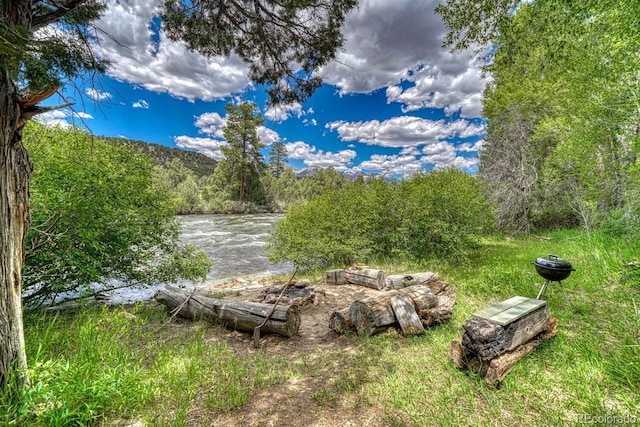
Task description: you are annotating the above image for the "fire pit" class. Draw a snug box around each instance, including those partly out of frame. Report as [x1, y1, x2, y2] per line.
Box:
[533, 254, 575, 307]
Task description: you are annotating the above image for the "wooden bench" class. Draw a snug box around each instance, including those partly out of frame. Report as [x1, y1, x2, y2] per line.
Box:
[449, 296, 557, 386]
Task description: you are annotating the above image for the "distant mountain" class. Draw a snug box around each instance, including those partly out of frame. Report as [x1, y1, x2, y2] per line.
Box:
[105, 137, 217, 177]
[294, 166, 322, 178]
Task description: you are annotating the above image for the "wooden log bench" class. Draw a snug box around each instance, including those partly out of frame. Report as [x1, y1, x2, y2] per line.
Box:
[449, 296, 557, 386]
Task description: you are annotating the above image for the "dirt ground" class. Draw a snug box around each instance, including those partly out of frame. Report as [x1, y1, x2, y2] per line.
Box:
[181, 274, 398, 427]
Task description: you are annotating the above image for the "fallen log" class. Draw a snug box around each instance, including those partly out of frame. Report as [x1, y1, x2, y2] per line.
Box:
[328, 307, 354, 333]
[156, 285, 300, 338]
[449, 318, 558, 386]
[326, 269, 346, 285]
[390, 295, 424, 336]
[344, 267, 386, 290]
[462, 301, 550, 360]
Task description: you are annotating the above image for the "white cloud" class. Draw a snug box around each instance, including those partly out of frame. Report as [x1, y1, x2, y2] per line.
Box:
[174, 136, 227, 161]
[195, 112, 226, 138]
[285, 141, 356, 171]
[264, 103, 303, 122]
[85, 88, 112, 101]
[95, 0, 250, 102]
[35, 109, 93, 127]
[319, 0, 486, 118]
[326, 116, 485, 148]
[35, 110, 71, 128]
[257, 126, 280, 146]
[132, 99, 149, 109]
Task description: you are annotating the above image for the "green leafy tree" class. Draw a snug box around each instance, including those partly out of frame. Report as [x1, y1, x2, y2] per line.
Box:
[438, 0, 640, 232]
[23, 123, 211, 309]
[0, 0, 356, 391]
[268, 141, 288, 178]
[221, 102, 266, 206]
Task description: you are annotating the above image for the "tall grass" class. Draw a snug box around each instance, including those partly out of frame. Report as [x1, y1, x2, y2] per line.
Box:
[1, 229, 638, 425]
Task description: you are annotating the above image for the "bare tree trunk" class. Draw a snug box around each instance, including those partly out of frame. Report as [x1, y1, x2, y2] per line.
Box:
[0, 69, 32, 391]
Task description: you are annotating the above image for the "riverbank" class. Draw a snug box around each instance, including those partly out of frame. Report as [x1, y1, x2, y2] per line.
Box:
[6, 230, 639, 426]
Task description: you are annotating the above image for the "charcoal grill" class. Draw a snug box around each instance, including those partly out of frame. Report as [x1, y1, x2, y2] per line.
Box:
[533, 254, 575, 307]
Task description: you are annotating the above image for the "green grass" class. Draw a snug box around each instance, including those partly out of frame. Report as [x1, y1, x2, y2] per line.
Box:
[2, 229, 639, 425]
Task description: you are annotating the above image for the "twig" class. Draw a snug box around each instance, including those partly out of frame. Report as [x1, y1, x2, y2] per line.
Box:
[164, 288, 197, 326]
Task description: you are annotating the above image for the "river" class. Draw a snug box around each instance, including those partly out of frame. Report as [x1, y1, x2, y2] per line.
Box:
[107, 214, 291, 304]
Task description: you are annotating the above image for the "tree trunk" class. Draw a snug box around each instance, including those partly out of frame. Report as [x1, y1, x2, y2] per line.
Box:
[328, 307, 353, 333]
[0, 68, 31, 391]
[156, 285, 300, 338]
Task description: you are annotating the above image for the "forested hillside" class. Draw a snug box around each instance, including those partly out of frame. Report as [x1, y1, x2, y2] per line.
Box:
[104, 137, 218, 178]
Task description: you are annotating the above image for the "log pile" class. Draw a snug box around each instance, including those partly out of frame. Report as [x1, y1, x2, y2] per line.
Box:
[449, 298, 558, 386]
[329, 270, 456, 336]
[156, 285, 300, 338]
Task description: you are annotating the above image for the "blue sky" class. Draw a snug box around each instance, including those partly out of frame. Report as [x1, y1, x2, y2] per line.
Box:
[40, 0, 487, 178]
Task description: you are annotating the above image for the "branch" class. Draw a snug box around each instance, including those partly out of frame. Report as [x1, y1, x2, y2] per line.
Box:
[31, 0, 91, 31]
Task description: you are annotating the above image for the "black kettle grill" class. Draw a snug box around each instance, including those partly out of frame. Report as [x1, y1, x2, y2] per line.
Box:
[533, 254, 575, 307]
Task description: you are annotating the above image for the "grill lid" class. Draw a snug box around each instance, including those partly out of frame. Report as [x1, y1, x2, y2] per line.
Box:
[534, 254, 573, 271]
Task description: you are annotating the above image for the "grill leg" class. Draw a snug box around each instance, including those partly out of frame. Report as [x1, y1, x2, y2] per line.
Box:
[558, 281, 572, 309]
[537, 280, 550, 300]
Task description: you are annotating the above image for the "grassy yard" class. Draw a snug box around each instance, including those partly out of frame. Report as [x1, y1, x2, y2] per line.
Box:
[3, 230, 639, 426]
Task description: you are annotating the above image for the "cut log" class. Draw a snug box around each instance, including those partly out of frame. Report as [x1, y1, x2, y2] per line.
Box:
[349, 284, 437, 335]
[329, 307, 354, 333]
[449, 318, 558, 386]
[398, 286, 438, 310]
[343, 267, 386, 290]
[418, 295, 456, 326]
[326, 269, 346, 285]
[385, 274, 407, 290]
[462, 303, 550, 360]
[350, 290, 399, 336]
[390, 295, 424, 336]
[156, 285, 300, 338]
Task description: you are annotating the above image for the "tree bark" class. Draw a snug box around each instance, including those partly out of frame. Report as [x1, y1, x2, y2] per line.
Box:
[156, 285, 300, 338]
[0, 67, 32, 391]
[328, 307, 353, 333]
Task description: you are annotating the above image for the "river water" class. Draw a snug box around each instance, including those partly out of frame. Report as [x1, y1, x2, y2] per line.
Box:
[107, 214, 291, 304]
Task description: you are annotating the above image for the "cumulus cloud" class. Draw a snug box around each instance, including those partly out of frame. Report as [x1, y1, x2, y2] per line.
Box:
[132, 99, 149, 109]
[319, 0, 486, 118]
[264, 103, 303, 122]
[85, 88, 112, 101]
[35, 109, 94, 128]
[326, 116, 485, 148]
[95, 0, 249, 102]
[174, 111, 280, 158]
[174, 136, 227, 161]
[285, 141, 356, 171]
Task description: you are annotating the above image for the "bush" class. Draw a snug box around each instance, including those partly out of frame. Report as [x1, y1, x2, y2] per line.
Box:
[23, 123, 211, 309]
[267, 169, 496, 269]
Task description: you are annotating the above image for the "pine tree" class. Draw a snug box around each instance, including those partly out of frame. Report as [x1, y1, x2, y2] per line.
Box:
[221, 103, 265, 205]
[269, 141, 289, 178]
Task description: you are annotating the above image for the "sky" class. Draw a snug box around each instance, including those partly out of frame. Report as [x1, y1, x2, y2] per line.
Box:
[40, 0, 488, 178]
